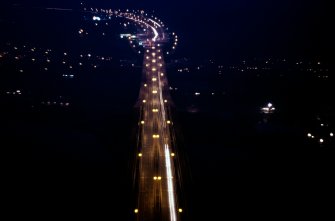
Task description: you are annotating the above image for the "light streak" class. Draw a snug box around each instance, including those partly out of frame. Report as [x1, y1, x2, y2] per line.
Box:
[149, 19, 162, 27]
[165, 144, 177, 221]
[46, 8, 73, 11]
[158, 69, 167, 125]
[125, 16, 159, 41]
[151, 26, 159, 41]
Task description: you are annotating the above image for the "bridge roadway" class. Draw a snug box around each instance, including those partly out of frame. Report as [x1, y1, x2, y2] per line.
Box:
[136, 44, 178, 221]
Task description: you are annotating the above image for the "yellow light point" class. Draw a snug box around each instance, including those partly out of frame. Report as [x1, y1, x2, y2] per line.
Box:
[152, 78, 157, 82]
[152, 134, 160, 138]
[152, 52, 156, 57]
[152, 59, 156, 63]
[152, 67, 157, 71]
[152, 109, 159, 112]
[171, 153, 175, 157]
[144, 84, 147, 87]
[142, 99, 146, 103]
[134, 209, 139, 213]
[157, 176, 162, 180]
[167, 120, 171, 124]
[153, 176, 157, 180]
[138, 153, 142, 157]
[178, 208, 183, 213]
[140, 121, 145, 124]
[152, 90, 158, 94]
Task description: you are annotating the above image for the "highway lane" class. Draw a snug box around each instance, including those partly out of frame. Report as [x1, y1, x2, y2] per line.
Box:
[137, 45, 179, 221]
[90, 9, 180, 220]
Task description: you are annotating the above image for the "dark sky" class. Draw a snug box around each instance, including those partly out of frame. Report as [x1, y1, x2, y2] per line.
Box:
[3, 0, 334, 60]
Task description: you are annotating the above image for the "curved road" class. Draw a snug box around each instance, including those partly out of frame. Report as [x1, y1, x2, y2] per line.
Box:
[93, 9, 181, 221]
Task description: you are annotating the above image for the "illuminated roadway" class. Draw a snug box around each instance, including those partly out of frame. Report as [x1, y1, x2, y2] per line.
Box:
[135, 20, 180, 221]
[116, 11, 181, 221]
[88, 9, 181, 220]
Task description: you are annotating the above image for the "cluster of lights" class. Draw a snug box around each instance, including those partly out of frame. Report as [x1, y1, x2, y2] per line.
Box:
[5, 90, 22, 95]
[62, 74, 74, 78]
[41, 101, 70, 107]
[261, 102, 276, 114]
[307, 132, 333, 144]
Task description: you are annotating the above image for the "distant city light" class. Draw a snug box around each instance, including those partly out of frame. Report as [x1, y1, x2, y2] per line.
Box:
[93, 16, 101, 21]
[261, 102, 276, 114]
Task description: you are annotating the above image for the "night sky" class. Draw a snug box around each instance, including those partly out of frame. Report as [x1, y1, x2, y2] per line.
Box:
[3, 0, 334, 60]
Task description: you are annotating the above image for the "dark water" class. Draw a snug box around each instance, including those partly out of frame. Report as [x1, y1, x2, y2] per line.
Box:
[1, 4, 334, 220]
